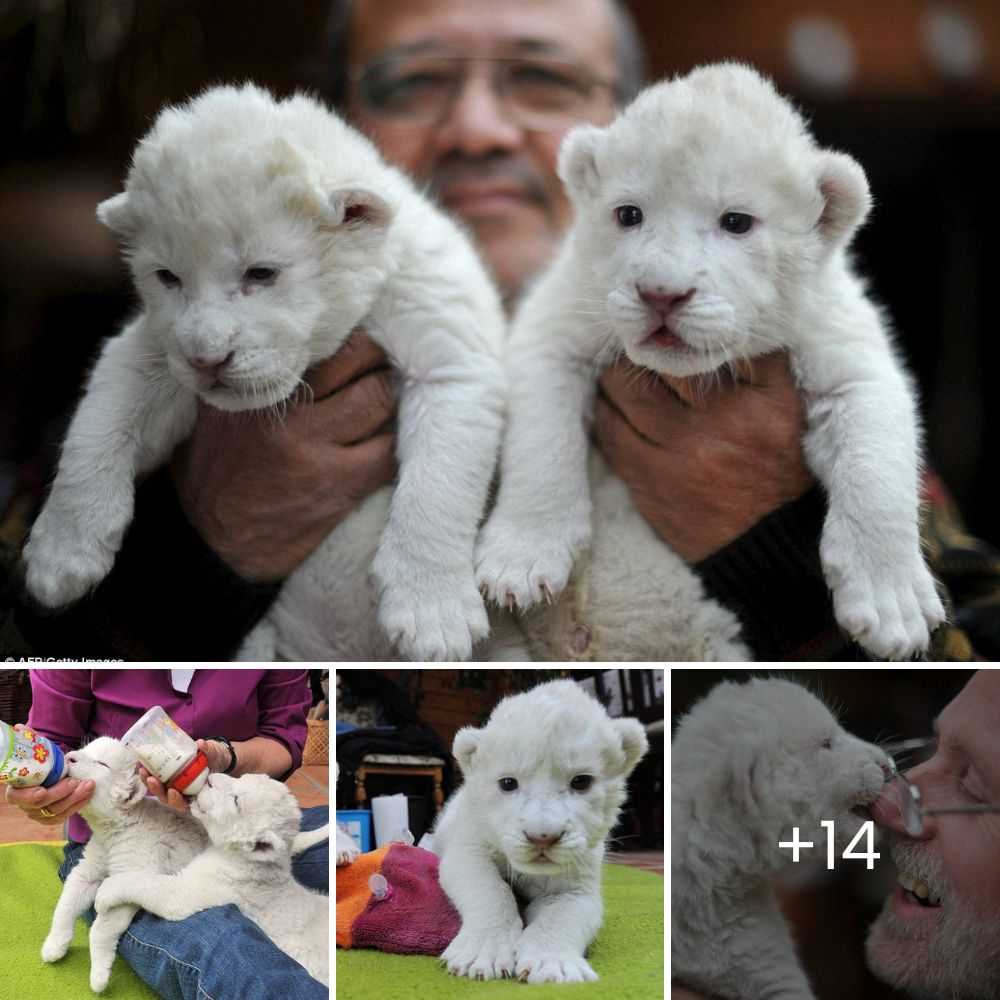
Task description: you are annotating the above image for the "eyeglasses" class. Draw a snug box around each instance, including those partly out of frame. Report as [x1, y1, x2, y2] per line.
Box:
[350, 54, 615, 132]
[883, 737, 1000, 836]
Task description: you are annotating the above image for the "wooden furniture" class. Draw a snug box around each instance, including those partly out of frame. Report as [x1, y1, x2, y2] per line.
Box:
[354, 754, 446, 815]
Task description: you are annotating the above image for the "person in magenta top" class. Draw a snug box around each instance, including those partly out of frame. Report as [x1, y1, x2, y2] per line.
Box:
[20, 668, 310, 842]
[4, 668, 328, 1000]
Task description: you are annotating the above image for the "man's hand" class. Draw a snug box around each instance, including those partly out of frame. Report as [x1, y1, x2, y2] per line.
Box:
[172, 331, 397, 581]
[594, 352, 813, 562]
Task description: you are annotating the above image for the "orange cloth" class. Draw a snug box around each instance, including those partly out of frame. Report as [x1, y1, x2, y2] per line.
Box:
[335, 844, 391, 948]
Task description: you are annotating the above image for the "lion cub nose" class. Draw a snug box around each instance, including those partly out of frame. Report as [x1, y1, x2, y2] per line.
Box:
[636, 285, 696, 315]
[187, 350, 235, 374]
[524, 831, 564, 848]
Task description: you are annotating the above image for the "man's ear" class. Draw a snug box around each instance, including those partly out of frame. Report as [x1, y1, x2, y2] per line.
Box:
[327, 185, 395, 231]
[452, 727, 481, 775]
[97, 192, 135, 236]
[813, 150, 871, 250]
[557, 124, 605, 202]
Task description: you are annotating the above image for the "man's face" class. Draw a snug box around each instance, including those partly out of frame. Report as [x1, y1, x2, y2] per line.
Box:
[345, 0, 618, 301]
[866, 670, 1000, 999]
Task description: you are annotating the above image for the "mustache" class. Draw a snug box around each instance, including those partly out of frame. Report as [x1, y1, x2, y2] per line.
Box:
[424, 155, 549, 205]
[890, 839, 948, 900]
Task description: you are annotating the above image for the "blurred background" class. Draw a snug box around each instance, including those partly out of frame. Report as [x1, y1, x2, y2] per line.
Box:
[1, 0, 997, 546]
[671, 667, 979, 1000]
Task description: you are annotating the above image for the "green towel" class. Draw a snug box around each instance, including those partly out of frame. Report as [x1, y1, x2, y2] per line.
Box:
[0, 841, 159, 1000]
[335, 862, 664, 999]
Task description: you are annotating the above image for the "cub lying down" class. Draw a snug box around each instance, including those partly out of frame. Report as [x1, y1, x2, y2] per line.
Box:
[672, 678, 889, 999]
[24, 84, 505, 661]
[477, 62, 944, 660]
[41, 738, 208, 995]
[95, 772, 329, 986]
[434, 679, 647, 983]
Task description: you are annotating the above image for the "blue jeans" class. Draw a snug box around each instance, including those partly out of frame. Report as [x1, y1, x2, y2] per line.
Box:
[59, 805, 329, 1000]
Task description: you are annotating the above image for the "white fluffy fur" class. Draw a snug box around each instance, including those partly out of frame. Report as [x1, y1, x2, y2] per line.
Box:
[476, 62, 944, 660]
[672, 678, 889, 999]
[40, 737, 208, 994]
[95, 771, 329, 986]
[433, 679, 647, 983]
[24, 84, 506, 661]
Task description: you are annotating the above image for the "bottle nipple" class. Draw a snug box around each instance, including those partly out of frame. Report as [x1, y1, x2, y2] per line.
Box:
[369, 874, 388, 900]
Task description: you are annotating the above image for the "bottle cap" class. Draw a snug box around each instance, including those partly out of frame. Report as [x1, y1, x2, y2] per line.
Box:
[170, 749, 208, 795]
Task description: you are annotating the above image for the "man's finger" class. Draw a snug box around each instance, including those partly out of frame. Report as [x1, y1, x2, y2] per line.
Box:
[306, 330, 390, 401]
[599, 360, 687, 441]
[338, 431, 398, 492]
[729, 351, 795, 388]
[308, 368, 397, 445]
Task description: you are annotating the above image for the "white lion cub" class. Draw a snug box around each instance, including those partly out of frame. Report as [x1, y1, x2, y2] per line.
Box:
[476, 63, 944, 660]
[95, 772, 329, 986]
[672, 677, 889, 999]
[41, 737, 208, 994]
[24, 84, 505, 661]
[434, 679, 647, 983]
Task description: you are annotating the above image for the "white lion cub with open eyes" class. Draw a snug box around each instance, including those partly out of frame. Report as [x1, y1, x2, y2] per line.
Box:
[433, 679, 648, 983]
[475, 63, 944, 660]
[673, 677, 889, 999]
[24, 84, 505, 661]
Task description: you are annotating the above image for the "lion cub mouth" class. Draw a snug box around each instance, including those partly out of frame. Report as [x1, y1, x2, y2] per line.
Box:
[646, 324, 687, 349]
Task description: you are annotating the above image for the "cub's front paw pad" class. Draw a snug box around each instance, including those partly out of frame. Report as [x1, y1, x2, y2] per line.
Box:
[440, 934, 516, 981]
[90, 968, 111, 994]
[515, 951, 598, 984]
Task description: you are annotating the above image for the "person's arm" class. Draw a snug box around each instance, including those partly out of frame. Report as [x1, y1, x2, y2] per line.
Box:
[6, 333, 396, 660]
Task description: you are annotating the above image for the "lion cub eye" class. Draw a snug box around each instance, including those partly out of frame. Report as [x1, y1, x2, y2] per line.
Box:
[719, 211, 754, 234]
[244, 266, 279, 285]
[615, 205, 643, 228]
[570, 775, 593, 791]
[498, 777, 519, 792]
[156, 268, 181, 288]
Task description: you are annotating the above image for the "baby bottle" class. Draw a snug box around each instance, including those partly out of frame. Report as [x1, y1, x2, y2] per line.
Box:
[121, 706, 209, 796]
[0, 721, 68, 789]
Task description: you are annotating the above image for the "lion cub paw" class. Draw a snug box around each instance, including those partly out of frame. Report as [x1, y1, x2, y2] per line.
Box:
[514, 947, 598, 984]
[474, 508, 590, 610]
[440, 929, 517, 981]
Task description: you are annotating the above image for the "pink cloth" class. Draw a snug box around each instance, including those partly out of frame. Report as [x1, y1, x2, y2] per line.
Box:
[350, 845, 461, 955]
[26, 668, 310, 842]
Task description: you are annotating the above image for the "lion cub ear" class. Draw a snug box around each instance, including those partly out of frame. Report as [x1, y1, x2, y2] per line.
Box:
[327, 185, 395, 231]
[612, 718, 649, 775]
[97, 192, 136, 236]
[557, 124, 605, 202]
[452, 727, 482, 774]
[813, 150, 871, 251]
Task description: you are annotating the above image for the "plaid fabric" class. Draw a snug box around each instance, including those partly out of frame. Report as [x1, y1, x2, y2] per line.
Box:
[920, 470, 1000, 660]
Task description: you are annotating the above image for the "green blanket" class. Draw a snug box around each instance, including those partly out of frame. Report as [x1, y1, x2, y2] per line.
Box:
[335, 862, 664, 999]
[0, 841, 159, 1000]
